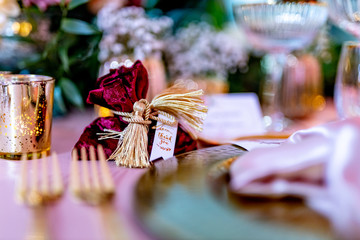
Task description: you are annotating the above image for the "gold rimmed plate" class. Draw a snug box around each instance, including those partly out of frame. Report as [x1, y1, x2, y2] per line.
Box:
[134, 145, 334, 240]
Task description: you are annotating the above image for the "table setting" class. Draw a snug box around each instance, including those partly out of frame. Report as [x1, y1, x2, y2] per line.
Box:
[1, 0, 360, 240]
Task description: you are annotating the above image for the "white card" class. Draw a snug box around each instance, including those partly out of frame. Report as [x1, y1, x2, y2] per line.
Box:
[149, 114, 178, 161]
[200, 93, 265, 141]
[231, 140, 284, 151]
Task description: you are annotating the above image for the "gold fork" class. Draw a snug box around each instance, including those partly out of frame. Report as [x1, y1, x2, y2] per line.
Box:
[70, 145, 115, 205]
[16, 151, 64, 240]
[17, 151, 63, 206]
[70, 145, 130, 240]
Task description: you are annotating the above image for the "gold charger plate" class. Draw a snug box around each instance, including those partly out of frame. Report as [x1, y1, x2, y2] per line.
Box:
[134, 145, 335, 240]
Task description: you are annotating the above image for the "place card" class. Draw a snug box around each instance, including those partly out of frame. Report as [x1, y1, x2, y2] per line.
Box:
[231, 140, 284, 151]
[150, 113, 178, 161]
[200, 93, 265, 141]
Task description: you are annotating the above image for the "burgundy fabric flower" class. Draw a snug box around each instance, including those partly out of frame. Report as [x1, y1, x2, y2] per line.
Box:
[87, 60, 148, 112]
[75, 60, 197, 159]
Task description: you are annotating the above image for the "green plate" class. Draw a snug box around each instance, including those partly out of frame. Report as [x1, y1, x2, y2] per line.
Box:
[134, 145, 334, 240]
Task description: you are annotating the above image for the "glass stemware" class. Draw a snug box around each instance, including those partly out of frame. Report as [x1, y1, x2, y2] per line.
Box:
[335, 42, 360, 119]
[233, 2, 328, 131]
[326, 0, 360, 118]
[326, 0, 360, 39]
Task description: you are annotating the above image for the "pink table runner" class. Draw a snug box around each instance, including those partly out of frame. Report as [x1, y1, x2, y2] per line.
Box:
[0, 110, 150, 240]
[0, 101, 338, 240]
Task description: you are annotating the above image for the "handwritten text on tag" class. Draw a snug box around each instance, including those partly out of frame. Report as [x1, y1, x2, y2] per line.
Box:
[149, 114, 178, 161]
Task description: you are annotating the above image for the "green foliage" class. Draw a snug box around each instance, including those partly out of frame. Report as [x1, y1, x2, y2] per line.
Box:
[61, 18, 99, 35]
[320, 41, 342, 97]
[68, 0, 89, 10]
[53, 86, 67, 115]
[205, 0, 229, 29]
[228, 55, 263, 95]
[9, 1, 101, 115]
[150, 0, 229, 30]
[59, 77, 84, 109]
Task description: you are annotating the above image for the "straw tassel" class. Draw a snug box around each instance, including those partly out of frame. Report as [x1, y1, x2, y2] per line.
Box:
[110, 100, 152, 168]
[150, 84, 208, 139]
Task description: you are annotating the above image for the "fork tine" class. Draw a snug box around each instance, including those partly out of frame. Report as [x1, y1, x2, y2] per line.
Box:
[81, 147, 91, 192]
[97, 145, 115, 193]
[51, 152, 63, 197]
[70, 146, 116, 205]
[70, 149, 81, 195]
[31, 154, 39, 195]
[17, 154, 28, 203]
[89, 146, 101, 192]
[27, 154, 42, 206]
[40, 152, 49, 197]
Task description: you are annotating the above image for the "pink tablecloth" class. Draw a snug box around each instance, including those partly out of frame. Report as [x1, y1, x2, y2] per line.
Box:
[0, 110, 150, 240]
[0, 102, 338, 240]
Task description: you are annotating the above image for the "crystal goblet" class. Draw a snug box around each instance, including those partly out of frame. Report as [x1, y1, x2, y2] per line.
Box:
[233, 2, 328, 131]
[335, 42, 360, 119]
[326, 0, 360, 39]
[325, 0, 360, 119]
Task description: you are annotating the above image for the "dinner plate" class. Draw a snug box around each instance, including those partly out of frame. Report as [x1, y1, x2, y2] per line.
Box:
[134, 145, 334, 240]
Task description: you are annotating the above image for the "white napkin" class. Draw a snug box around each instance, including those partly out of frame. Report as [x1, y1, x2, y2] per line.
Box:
[230, 118, 360, 239]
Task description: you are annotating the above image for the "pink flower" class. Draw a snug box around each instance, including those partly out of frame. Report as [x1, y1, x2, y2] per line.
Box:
[22, 0, 70, 11]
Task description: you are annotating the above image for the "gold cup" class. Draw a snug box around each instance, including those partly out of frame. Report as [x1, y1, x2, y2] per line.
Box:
[0, 74, 55, 160]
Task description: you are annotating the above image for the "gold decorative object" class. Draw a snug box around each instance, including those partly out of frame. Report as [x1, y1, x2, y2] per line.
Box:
[0, 74, 54, 160]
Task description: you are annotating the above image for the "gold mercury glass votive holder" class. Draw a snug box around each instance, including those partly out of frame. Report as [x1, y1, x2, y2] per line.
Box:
[0, 74, 55, 160]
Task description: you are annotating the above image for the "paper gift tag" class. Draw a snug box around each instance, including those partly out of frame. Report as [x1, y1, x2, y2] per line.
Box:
[150, 114, 178, 161]
[200, 93, 265, 141]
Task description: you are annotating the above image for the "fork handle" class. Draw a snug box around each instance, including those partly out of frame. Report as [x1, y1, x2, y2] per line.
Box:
[99, 203, 132, 240]
[26, 208, 49, 240]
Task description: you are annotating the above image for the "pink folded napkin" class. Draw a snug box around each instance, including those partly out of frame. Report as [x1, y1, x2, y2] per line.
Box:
[230, 118, 360, 239]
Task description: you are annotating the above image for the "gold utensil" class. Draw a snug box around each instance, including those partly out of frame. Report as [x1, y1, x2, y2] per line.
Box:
[70, 145, 130, 240]
[16, 151, 63, 240]
[70, 145, 115, 205]
[17, 152, 63, 206]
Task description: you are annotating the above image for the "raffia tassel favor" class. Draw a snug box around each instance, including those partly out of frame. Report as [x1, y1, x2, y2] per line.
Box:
[99, 84, 207, 168]
[74, 60, 204, 168]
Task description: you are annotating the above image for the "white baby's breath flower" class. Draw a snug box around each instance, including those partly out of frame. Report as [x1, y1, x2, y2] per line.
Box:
[97, 5, 173, 61]
[165, 22, 248, 80]
[112, 43, 124, 55]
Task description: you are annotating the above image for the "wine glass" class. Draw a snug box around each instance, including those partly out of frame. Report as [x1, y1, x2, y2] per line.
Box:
[326, 0, 360, 39]
[325, 0, 360, 118]
[233, 2, 328, 131]
[335, 42, 360, 119]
